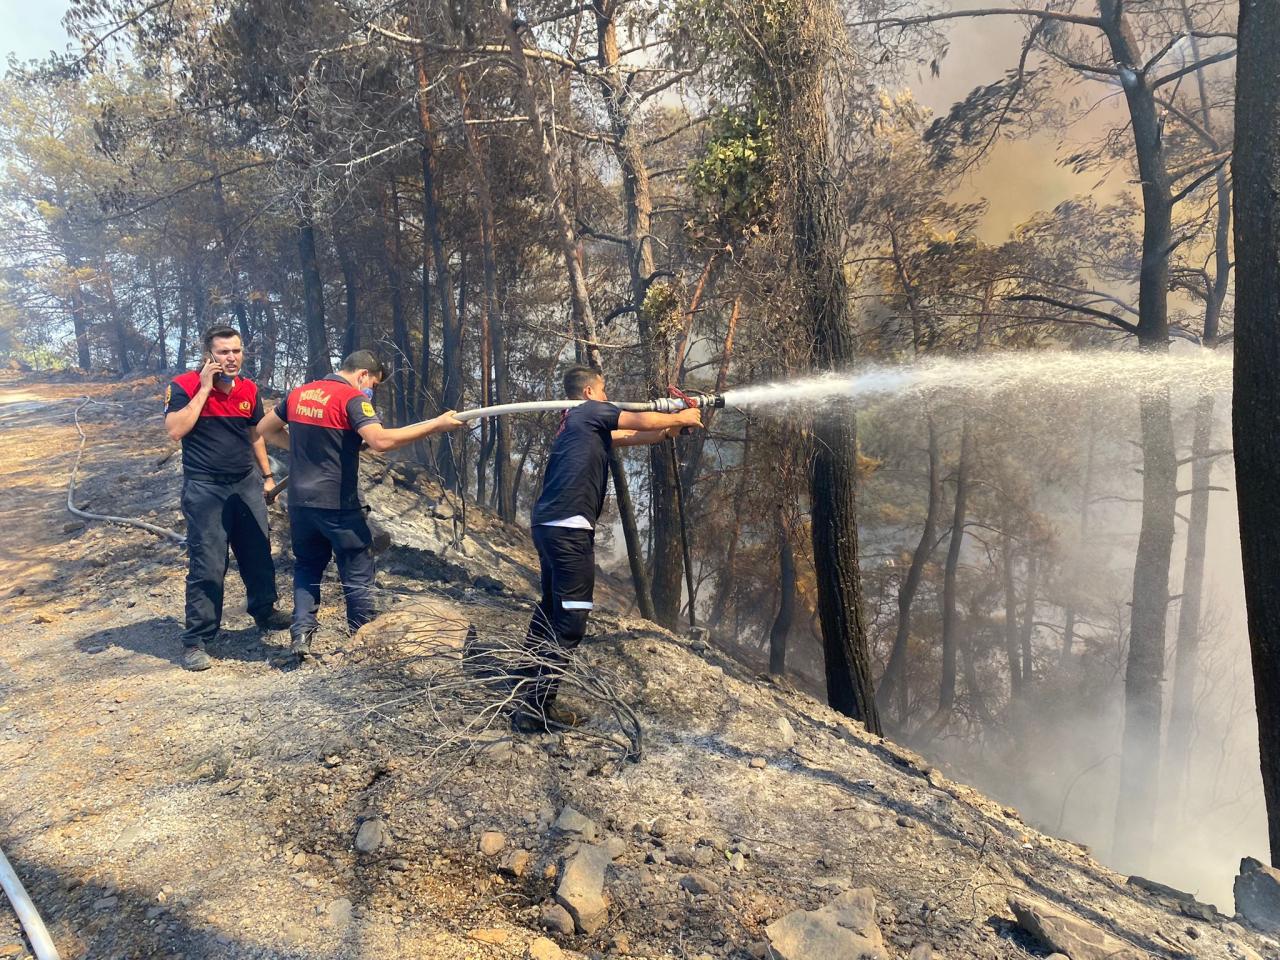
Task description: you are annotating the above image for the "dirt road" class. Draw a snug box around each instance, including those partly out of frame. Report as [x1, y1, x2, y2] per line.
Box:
[0, 378, 524, 959]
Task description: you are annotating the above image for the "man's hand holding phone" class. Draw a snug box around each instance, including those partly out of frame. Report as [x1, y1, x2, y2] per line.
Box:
[198, 355, 221, 393]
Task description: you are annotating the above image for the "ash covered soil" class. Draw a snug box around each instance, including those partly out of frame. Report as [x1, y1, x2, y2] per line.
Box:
[0, 375, 1273, 960]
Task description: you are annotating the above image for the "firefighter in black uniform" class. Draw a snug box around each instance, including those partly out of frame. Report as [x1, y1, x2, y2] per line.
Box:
[255, 350, 465, 660]
[514, 365, 703, 733]
[164, 325, 291, 671]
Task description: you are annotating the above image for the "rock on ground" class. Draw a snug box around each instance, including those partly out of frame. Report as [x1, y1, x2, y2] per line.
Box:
[1236, 857, 1280, 933]
[554, 805, 599, 841]
[527, 938, 564, 960]
[354, 816, 388, 853]
[555, 844, 612, 934]
[1008, 896, 1142, 960]
[765, 888, 888, 960]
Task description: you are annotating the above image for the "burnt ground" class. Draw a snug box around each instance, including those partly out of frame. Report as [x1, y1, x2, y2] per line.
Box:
[0, 375, 1275, 960]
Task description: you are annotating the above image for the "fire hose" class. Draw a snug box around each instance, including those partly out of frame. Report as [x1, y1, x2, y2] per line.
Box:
[266, 390, 723, 630]
[452, 392, 725, 421]
[0, 842, 60, 960]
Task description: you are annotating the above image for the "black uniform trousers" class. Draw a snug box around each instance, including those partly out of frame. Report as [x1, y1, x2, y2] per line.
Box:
[521, 525, 597, 711]
[289, 505, 377, 640]
[181, 472, 277, 648]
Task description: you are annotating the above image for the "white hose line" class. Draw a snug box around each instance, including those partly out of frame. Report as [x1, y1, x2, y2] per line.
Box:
[0, 844, 61, 960]
[454, 398, 663, 422]
[67, 398, 186, 545]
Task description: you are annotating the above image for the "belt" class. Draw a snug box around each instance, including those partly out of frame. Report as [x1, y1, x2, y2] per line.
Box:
[185, 468, 254, 484]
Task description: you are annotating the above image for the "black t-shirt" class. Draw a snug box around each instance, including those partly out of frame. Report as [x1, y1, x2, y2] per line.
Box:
[531, 400, 621, 528]
[276, 373, 381, 510]
[165, 371, 264, 479]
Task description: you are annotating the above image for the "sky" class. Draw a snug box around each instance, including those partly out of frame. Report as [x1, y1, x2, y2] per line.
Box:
[1, 0, 72, 64]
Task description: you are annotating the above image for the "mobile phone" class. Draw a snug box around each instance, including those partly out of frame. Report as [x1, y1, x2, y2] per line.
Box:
[206, 352, 232, 383]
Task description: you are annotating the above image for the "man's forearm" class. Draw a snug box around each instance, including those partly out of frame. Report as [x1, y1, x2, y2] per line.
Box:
[252, 436, 271, 475]
[165, 388, 211, 440]
[613, 428, 673, 447]
[257, 424, 289, 448]
[381, 417, 455, 451]
[617, 411, 687, 432]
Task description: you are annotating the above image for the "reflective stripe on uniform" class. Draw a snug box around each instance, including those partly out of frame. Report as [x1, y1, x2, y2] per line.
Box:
[561, 600, 594, 610]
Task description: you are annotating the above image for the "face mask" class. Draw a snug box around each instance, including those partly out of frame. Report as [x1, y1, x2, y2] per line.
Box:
[361, 387, 375, 400]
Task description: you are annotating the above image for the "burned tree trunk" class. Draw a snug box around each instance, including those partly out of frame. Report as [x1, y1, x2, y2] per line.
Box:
[338, 241, 359, 358]
[499, 0, 655, 619]
[415, 43, 461, 482]
[1003, 535, 1024, 696]
[769, 504, 796, 676]
[296, 216, 331, 380]
[1099, 0, 1179, 873]
[384, 184, 415, 425]
[1232, 0, 1280, 865]
[593, 0, 683, 628]
[454, 69, 514, 521]
[769, 0, 880, 733]
[878, 415, 942, 719]
[923, 420, 972, 738]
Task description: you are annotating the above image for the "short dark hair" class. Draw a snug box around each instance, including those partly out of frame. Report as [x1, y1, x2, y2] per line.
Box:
[201, 324, 241, 354]
[341, 350, 387, 380]
[563, 364, 602, 399]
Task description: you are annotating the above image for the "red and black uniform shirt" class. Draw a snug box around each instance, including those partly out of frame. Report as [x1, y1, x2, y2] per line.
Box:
[164, 372, 264, 480]
[275, 374, 381, 510]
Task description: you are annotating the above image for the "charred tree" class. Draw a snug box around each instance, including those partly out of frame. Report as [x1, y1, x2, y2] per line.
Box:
[878, 415, 943, 719]
[593, 0, 684, 628]
[766, 0, 880, 732]
[1232, 0, 1280, 866]
[922, 420, 972, 739]
[769, 504, 797, 675]
[1098, 0, 1179, 873]
[415, 42, 462, 483]
[499, 0, 655, 618]
[296, 214, 331, 380]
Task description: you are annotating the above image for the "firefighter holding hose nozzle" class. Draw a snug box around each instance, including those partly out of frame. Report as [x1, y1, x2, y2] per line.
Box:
[513, 365, 703, 734]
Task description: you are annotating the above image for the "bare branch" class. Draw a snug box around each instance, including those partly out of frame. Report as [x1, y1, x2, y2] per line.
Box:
[1171, 155, 1230, 205]
[1004, 294, 1141, 335]
[856, 8, 1103, 30]
[1151, 49, 1237, 89]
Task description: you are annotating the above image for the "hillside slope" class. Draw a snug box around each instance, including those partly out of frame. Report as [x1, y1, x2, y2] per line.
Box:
[0, 375, 1272, 960]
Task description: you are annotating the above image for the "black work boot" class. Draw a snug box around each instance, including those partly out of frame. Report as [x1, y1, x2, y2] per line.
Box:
[182, 645, 212, 672]
[254, 608, 292, 632]
[511, 706, 550, 734]
[290, 629, 316, 662]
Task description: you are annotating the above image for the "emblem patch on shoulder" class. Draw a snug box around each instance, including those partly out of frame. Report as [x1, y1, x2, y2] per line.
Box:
[361, 401, 376, 418]
[239, 400, 252, 413]
[164, 385, 171, 408]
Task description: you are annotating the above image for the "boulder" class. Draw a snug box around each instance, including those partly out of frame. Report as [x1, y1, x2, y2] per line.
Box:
[1008, 896, 1142, 960]
[555, 844, 612, 934]
[1236, 857, 1280, 933]
[765, 888, 888, 960]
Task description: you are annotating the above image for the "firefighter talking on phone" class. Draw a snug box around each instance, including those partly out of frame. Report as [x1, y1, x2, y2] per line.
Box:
[163, 324, 290, 671]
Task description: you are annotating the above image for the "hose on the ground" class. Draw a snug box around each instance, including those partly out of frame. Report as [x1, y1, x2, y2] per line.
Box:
[0, 842, 61, 960]
[67, 397, 186, 544]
